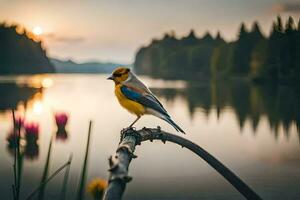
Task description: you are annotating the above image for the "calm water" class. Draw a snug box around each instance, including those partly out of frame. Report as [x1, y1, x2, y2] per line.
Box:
[0, 74, 300, 200]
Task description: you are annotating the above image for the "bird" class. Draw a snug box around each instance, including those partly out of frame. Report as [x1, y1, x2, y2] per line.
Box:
[107, 67, 185, 134]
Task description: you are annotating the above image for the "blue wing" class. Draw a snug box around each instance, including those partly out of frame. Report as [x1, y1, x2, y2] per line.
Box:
[121, 85, 170, 117]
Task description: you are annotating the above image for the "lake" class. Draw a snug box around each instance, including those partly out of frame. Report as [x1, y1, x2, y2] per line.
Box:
[0, 74, 299, 200]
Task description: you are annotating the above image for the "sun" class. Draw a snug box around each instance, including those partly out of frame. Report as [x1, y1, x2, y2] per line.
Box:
[32, 26, 43, 36]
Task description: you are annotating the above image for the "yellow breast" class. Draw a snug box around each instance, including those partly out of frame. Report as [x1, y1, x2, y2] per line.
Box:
[115, 84, 145, 116]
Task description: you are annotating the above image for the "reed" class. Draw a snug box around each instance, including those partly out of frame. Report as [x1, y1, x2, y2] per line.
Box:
[59, 153, 73, 200]
[26, 153, 73, 200]
[76, 120, 93, 200]
[11, 110, 23, 200]
[37, 135, 53, 200]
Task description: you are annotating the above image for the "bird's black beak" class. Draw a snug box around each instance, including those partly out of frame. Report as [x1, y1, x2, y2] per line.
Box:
[107, 75, 114, 80]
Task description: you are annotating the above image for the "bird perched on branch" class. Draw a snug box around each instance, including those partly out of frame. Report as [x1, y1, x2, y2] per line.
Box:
[107, 67, 185, 134]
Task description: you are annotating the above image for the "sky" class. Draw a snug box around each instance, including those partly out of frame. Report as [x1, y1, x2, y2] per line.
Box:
[0, 0, 299, 64]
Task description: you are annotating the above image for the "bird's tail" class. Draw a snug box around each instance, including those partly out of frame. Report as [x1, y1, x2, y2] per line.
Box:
[162, 116, 185, 134]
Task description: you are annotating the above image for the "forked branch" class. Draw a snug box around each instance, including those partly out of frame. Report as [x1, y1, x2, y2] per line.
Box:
[103, 127, 263, 200]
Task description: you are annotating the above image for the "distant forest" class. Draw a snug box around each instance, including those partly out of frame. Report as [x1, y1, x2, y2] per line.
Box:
[0, 23, 54, 74]
[134, 16, 300, 84]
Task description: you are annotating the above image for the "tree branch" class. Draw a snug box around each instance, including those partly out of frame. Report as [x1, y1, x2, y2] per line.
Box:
[103, 127, 263, 200]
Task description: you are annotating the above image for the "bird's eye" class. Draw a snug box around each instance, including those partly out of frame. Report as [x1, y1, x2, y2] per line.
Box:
[114, 73, 122, 77]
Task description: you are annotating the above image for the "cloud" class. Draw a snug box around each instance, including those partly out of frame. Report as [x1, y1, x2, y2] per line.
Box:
[271, 3, 300, 13]
[43, 33, 84, 43]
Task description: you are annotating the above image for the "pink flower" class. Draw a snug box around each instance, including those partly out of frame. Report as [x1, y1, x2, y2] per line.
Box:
[24, 122, 39, 140]
[55, 112, 69, 127]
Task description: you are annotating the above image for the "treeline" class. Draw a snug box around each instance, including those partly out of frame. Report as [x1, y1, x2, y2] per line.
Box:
[134, 16, 300, 84]
[0, 23, 54, 74]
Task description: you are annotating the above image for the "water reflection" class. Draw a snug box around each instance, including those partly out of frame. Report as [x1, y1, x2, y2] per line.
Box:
[55, 112, 69, 141]
[56, 128, 68, 141]
[0, 75, 299, 200]
[2, 76, 300, 142]
[24, 122, 40, 160]
[0, 82, 42, 111]
[24, 140, 39, 160]
[55, 112, 69, 128]
[6, 114, 41, 161]
[151, 81, 300, 140]
[6, 130, 20, 156]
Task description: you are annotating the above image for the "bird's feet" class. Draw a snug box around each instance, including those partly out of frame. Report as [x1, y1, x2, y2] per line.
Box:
[121, 126, 136, 134]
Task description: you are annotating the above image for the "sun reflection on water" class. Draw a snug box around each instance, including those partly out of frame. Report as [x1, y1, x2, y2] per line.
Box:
[41, 78, 53, 88]
[32, 100, 43, 115]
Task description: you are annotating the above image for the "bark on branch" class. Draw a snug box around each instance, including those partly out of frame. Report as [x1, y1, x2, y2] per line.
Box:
[103, 127, 263, 200]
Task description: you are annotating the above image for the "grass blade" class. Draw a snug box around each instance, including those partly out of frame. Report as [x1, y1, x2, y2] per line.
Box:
[76, 121, 93, 200]
[59, 153, 73, 200]
[37, 135, 53, 200]
[26, 154, 73, 200]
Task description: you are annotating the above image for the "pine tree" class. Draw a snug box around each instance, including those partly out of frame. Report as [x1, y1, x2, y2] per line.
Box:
[187, 29, 196, 38]
[232, 23, 254, 75]
[266, 21, 282, 81]
[285, 16, 296, 33]
[270, 22, 277, 35]
[251, 21, 264, 39]
[295, 18, 300, 83]
[216, 31, 221, 40]
[181, 29, 198, 46]
[276, 15, 284, 32]
[280, 17, 297, 79]
[238, 23, 248, 39]
[215, 31, 225, 43]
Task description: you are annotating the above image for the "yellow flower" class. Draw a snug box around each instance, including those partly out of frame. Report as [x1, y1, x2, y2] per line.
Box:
[87, 178, 108, 200]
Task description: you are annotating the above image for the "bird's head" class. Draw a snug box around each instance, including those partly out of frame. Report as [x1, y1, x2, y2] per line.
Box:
[107, 67, 131, 84]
